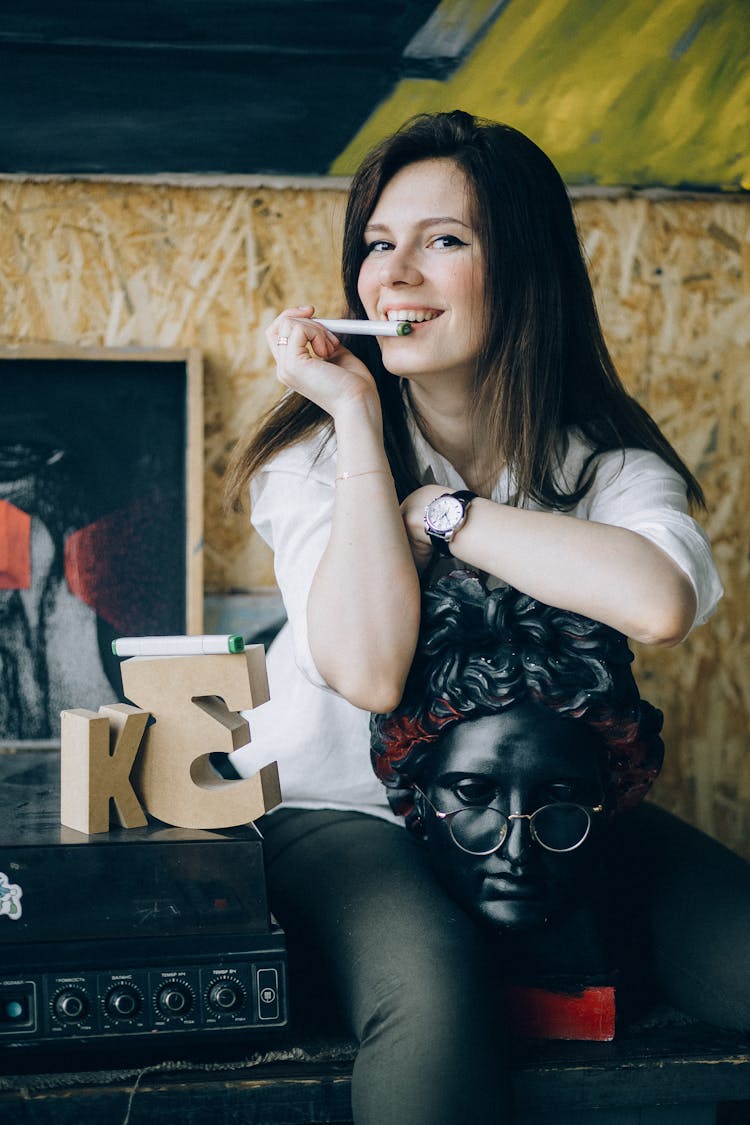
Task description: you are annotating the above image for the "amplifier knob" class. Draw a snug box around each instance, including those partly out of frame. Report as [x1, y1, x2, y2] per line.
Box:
[106, 986, 142, 1020]
[53, 988, 89, 1021]
[207, 980, 244, 1012]
[156, 983, 193, 1016]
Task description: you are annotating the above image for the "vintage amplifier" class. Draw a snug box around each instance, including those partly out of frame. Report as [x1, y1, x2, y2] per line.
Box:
[0, 748, 287, 1067]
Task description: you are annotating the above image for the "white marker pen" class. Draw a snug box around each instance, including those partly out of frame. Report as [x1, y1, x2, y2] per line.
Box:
[313, 318, 412, 337]
[112, 634, 246, 657]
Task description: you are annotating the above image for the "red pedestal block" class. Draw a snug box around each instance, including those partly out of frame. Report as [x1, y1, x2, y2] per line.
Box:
[504, 983, 616, 1041]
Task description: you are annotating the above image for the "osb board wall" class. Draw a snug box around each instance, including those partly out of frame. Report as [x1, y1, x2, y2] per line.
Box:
[0, 179, 747, 858]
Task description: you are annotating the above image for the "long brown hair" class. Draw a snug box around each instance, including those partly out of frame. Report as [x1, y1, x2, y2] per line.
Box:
[225, 110, 704, 510]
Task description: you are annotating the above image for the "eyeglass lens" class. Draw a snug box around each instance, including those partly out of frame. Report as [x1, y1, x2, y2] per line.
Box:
[449, 803, 591, 854]
[449, 806, 507, 854]
[530, 803, 591, 851]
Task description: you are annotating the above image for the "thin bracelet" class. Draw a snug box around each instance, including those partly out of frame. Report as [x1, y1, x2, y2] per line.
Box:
[335, 469, 390, 482]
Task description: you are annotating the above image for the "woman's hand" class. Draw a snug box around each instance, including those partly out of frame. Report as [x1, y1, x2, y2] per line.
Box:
[400, 484, 449, 572]
[267, 306, 379, 421]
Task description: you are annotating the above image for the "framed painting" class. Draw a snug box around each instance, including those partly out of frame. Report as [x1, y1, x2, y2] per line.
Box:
[0, 345, 203, 747]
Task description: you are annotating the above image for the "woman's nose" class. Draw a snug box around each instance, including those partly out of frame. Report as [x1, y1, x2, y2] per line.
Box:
[378, 248, 422, 287]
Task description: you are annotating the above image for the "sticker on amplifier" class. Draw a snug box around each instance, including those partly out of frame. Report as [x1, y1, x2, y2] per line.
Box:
[0, 872, 23, 921]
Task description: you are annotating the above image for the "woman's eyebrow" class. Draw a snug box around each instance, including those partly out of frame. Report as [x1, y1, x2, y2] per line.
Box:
[364, 216, 472, 234]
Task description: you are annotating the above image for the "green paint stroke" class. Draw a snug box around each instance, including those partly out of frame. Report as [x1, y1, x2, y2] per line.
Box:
[331, 0, 749, 190]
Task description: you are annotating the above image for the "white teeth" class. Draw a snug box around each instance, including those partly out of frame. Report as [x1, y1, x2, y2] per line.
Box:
[386, 310, 441, 323]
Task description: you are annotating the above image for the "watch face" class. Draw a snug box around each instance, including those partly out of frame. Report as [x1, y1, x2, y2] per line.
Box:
[428, 495, 464, 533]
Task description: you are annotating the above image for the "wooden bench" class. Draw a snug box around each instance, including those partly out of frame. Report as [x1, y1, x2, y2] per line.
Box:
[2, 1006, 749, 1124]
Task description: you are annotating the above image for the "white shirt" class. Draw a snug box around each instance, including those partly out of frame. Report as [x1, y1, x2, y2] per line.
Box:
[230, 422, 722, 821]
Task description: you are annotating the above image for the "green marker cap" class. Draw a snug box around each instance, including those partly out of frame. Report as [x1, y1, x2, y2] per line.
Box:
[396, 321, 412, 336]
[227, 634, 246, 653]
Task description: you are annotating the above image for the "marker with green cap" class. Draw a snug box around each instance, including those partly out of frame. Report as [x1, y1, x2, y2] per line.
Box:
[313, 318, 412, 337]
[112, 635, 246, 657]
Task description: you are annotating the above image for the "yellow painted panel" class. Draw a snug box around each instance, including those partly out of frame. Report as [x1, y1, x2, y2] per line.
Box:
[331, 0, 750, 189]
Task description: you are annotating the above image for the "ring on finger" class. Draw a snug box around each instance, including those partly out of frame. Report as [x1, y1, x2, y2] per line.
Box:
[276, 335, 289, 346]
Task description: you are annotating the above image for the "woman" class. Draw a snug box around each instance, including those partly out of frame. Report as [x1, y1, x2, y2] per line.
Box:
[225, 111, 725, 1123]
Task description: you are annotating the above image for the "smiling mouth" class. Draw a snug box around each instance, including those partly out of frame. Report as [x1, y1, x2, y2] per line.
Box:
[385, 309, 443, 324]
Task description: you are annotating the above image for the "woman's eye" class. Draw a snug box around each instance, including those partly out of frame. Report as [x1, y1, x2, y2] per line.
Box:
[365, 239, 393, 254]
[431, 234, 467, 249]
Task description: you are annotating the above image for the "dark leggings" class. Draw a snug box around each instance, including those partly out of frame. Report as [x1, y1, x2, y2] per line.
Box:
[259, 803, 750, 1125]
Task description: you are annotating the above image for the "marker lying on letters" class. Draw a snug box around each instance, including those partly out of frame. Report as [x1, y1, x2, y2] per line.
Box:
[313, 318, 412, 337]
[112, 635, 246, 657]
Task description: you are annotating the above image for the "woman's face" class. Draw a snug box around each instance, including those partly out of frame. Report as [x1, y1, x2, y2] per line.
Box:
[416, 702, 607, 932]
[356, 158, 485, 395]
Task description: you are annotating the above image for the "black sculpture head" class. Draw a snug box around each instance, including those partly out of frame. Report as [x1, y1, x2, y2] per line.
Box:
[370, 572, 664, 931]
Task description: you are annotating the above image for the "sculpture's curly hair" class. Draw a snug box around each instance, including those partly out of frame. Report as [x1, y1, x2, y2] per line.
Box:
[370, 571, 664, 831]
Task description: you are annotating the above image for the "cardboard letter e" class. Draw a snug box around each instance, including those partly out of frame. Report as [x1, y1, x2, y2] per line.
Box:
[121, 649, 281, 829]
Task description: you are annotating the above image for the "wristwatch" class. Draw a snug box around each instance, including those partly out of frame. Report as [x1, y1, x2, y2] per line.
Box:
[423, 490, 477, 556]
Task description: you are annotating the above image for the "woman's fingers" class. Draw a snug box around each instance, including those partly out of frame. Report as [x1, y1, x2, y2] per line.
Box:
[265, 307, 355, 412]
[264, 305, 380, 418]
[266, 305, 338, 365]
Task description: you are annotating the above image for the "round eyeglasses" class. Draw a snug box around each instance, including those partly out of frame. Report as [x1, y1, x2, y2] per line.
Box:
[414, 786, 604, 855]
